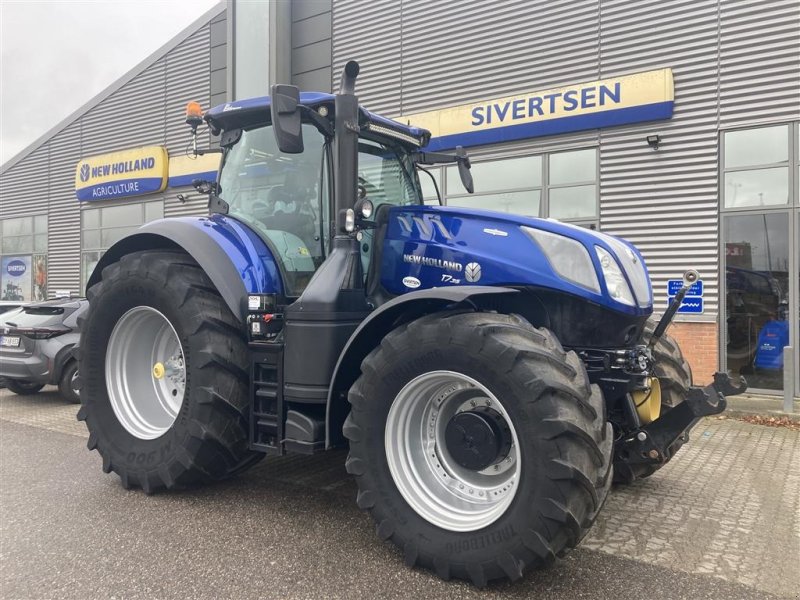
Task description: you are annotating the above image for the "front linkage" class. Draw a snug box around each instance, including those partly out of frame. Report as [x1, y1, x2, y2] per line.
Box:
[600, 270, 747, 482]
[614, 372, 747, 481]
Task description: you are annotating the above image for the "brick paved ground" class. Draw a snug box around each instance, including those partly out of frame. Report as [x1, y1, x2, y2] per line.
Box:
[1, 386, 798, 598]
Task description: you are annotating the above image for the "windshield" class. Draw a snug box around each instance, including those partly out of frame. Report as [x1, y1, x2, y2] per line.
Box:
[218, 123, 327, 296]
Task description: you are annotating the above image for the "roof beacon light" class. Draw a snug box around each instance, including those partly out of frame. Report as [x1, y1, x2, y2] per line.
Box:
[185, 101, 204, 128]
[185, 101, 204, 156]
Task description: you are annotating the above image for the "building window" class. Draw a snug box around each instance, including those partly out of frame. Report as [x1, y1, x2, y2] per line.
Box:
[0, 215, 48, 301]
[547, 148, 597, 220]
[720, 121, 799, 394]
[430, 148, 599, 226]
[81, 201, 164, 287]
[723, 124, 790, 208]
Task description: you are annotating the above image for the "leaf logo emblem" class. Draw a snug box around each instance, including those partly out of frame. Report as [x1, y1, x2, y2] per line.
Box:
[465, 262, 482, 283]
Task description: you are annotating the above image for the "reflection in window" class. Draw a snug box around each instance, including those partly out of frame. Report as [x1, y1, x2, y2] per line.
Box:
[549, 149, 596, 185]
[447, 190, 540, 216]
[549, 185, 597, 219]
[724, 213, 790, 391]
[723, 126, 790, 208]
[447, 155, 541, 194]
[81, 201, 163, 287]
[724, 125, 788, 169]
[724, 168, 788, 207]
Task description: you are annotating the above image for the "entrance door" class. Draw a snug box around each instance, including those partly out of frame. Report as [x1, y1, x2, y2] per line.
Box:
[723, 213, 794, 392]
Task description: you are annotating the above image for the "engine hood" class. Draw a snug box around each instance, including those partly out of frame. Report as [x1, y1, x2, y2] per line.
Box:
[379, 204, 653, 316]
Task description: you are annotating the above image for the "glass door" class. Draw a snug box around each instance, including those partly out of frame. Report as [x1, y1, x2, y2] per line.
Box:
[723, 212, 792, 392]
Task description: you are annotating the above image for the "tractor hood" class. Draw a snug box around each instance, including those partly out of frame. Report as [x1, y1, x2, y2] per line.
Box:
[205, 93, 431, 149]
[381, 205, 653, 316]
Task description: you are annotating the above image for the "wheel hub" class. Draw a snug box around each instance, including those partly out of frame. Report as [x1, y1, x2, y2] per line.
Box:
[384, 371, 521, 532]
[105, 306, 186, 440]
[444, 408, 511, 471]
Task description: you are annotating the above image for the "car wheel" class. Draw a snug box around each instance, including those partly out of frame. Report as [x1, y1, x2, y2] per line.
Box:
[58, 360, 80, 404]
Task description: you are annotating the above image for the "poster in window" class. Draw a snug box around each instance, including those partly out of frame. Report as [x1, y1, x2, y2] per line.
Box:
[33, 254, 47, 301]
[1, 255, 32, 301]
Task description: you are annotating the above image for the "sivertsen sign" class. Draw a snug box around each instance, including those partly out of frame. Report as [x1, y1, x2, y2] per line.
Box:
[403, 69, 674, 151]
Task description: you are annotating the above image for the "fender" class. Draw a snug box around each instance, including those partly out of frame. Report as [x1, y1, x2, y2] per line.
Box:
[86, 215, 283, 322]
[52, 343, 77, 385]
[324, 285, 518, 448]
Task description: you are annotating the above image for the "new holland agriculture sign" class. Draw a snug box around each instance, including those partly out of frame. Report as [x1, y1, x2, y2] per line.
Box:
[75, 146, 168, 201]
[404, 69, 674, 151]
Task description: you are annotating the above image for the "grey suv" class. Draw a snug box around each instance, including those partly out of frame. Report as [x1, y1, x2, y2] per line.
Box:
[0, 298, 87, 403]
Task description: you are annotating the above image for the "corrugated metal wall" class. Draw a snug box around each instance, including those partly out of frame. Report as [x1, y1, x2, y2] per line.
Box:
[598, 0, 722, 317]
[0, 11, 221, 296]
[331, 0, 800, 318]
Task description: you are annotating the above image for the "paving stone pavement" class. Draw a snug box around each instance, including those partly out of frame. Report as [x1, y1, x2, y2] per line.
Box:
[1, 386, 798, 597]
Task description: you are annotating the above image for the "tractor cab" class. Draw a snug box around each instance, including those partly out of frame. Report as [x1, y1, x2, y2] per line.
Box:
[201, 91, 434, 298]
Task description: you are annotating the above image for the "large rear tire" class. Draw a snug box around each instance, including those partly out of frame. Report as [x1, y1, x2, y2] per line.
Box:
[344, 312, 612, 586]
[76, 250, 261, 492]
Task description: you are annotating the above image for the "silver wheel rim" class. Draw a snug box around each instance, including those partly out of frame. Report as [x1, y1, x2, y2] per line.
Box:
[385, 371, 521, 532]
[105, 306, 186, 440]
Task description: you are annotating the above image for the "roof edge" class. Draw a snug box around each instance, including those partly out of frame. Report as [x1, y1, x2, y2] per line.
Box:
[0, 2, 226, 176]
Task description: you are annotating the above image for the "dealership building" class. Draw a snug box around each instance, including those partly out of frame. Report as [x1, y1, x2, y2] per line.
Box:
[1, 0, 798, 397]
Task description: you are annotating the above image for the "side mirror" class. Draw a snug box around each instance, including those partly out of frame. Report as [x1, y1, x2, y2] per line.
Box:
[455, 146, 474, 194]
[270, 84, 304, 154]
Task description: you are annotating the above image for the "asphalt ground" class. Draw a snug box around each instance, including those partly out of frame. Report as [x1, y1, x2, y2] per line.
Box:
[1, 387, 798, 599]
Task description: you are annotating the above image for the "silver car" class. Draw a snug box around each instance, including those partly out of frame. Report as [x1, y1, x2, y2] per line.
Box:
[0, 298, 87, 403]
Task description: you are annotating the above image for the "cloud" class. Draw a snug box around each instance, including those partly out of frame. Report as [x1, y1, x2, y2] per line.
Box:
[0, 0, 222, 166]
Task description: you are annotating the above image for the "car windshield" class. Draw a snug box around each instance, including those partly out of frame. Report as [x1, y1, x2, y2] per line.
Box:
[217, 124, 328, 296]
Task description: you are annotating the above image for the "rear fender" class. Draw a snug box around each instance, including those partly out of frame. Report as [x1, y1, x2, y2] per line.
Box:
[324, 286, 518, 448]
[86, 215, 282, 322]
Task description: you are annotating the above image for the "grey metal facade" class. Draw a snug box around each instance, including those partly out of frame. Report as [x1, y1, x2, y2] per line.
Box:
[0, 5, 226, 297]
[331, 0, 800, 320]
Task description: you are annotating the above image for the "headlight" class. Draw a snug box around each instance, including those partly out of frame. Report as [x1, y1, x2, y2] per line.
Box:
[595, 246, 635, 306]
[522, 227, 600, 293]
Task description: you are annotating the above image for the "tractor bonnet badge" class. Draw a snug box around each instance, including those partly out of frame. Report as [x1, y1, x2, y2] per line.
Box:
[465, 262, 482, 283]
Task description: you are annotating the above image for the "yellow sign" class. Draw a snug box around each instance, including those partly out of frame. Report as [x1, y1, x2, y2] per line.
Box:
[75, 146, 168, 201]
[168, 154, 221, 188]
[402, 69, 674, 150]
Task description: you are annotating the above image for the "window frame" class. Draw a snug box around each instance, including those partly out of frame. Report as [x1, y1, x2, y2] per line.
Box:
[717, 120, 800, 397]
[436, 146, 600, 225]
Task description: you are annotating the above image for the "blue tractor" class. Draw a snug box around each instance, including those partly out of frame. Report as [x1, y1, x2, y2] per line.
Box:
[76, 62, 745, 585]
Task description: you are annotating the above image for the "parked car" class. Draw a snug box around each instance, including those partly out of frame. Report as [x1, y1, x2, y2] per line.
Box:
[0, 298, 87, 403]
[0, 300, 28, 316]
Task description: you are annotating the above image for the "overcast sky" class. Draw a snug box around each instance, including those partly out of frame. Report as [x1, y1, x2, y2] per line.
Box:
[0, 0, 222, 167]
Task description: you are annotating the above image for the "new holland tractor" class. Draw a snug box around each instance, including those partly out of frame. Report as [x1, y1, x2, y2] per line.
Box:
[76, 61, 746, 585]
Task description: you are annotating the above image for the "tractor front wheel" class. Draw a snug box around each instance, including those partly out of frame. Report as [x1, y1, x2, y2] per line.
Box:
[344, 312, 612, 586]
[76, 250, 261, 492]
[614, 319, 693, 484]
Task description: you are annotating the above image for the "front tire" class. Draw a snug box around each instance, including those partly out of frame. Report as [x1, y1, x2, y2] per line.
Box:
[58, 360, 80, 404]
[6, 380, 44, 395]
[344, 312, 612, 586]
[614, 319, 693, 484]
[76, 250, 261, 492]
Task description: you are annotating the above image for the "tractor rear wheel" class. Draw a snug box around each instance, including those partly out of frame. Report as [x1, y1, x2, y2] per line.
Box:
[344, 312, 612, 586]
[75, 250, 261, 492]
[614, 319, 693, 484]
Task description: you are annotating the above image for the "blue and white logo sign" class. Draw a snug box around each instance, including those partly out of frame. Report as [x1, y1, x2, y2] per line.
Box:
[79, 163, 90, 183]
[6, 259, 27, 277]
[668, 296, 704, 314]
[667, 280, 703, 296]
[667, 279, 704, 314]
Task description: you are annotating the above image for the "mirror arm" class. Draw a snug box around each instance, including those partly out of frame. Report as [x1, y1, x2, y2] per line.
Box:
[298, 106, 334, 137]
